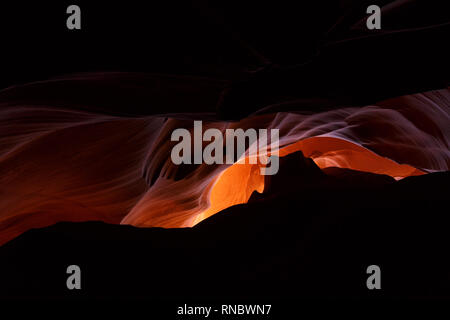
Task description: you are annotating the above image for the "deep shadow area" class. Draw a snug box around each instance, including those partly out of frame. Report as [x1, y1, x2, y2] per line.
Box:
[1, 151, 449, 299]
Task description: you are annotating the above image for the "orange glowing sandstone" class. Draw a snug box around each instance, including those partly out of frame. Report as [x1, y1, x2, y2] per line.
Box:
[0, 87, 448, 245]
[193, 136, 424, 225]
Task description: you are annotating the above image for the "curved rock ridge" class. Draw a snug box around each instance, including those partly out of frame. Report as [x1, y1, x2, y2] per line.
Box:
[0, 85, 448, 245]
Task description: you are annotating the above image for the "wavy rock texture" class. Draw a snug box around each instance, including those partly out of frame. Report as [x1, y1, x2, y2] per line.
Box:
[0, 81, 448, 245]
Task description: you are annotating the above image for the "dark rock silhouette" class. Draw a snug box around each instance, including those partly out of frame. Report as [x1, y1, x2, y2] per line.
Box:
[1, 151, 448, 299]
